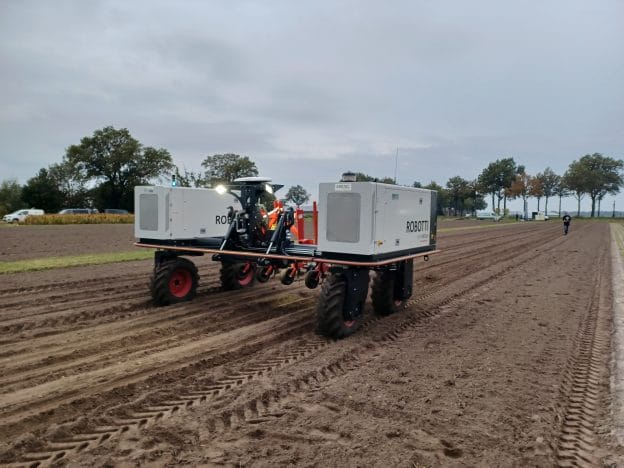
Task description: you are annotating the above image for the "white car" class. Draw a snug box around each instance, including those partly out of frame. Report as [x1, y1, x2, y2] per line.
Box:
[476, 211, 501, 222]
[2, 208, 45, 223]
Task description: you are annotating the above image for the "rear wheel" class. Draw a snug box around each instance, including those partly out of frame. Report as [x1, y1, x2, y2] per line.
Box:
[316, 273, 363, 339]
[151, 257, 199, 305]
[220, 262, 255, 290]
[371, 270, 408, 316]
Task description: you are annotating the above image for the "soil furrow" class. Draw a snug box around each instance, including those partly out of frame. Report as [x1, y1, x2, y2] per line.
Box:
[555, 242, 612, 466]
[4, 223, 568, 465]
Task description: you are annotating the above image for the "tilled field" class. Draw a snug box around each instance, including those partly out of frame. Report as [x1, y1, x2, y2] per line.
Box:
[0, 222, 619, 466]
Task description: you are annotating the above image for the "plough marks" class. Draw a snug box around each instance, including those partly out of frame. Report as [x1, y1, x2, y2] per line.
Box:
[0, 221, 617, 466]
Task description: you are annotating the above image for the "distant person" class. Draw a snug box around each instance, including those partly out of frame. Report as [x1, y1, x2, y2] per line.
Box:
[562, 213, 571, 235]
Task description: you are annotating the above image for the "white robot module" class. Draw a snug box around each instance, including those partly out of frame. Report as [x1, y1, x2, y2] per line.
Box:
[135, 177, 439, 339]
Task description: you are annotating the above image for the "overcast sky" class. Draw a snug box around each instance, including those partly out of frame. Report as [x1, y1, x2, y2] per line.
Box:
[1, 0, 623, 213]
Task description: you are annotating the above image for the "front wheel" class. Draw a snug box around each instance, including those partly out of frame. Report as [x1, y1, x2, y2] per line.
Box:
[255, 265, 274, 283]
[150, 257, 199, 306]
[371, 270, 408, 316]
[220, 262, 255, 290]
[316, 274, 362, 339]
[280, 266, 296, 285]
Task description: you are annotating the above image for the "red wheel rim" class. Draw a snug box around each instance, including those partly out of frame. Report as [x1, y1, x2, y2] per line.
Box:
[394, 299, 404, 307]
[343, 320, 355, 328]
[238, 264, 254, 286]
[169, 269, 192, 298]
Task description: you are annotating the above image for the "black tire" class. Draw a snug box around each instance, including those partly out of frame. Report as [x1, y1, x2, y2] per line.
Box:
[316, 274, 362, 339]
[150, 257, 199, 306]
[280, 267, 296, 285]
[256, 265, 273, 283]
[220, 262, 255, 291]
[371, 270, 408, 316]
[304, 269, 320, 289]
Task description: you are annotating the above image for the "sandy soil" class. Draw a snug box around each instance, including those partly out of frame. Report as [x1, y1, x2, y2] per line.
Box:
[0, 221, 619, 466]
[0, 224, 136, 262]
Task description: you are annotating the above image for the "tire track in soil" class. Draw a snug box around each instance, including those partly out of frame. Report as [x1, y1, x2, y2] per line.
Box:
[0, 275, 219, 327]
[1, 224, 560, 400]
[419, 223, 547, 269]
[555, 242, 612, 467]
[5, 225, 571, 466]
[0, 280, 311, 361]
[0, 289, 314, 396]
[0, 221, 556, 368]
[0, 223, 548, 337]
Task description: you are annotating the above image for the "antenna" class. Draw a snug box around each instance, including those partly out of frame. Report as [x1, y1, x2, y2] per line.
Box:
[394, 146, 399, 184]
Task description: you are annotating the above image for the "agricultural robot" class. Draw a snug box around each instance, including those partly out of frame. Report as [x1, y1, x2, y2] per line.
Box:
[135, 177, 439, 339]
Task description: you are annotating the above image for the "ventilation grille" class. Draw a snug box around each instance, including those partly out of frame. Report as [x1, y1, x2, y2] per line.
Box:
[326, 193, 360, 243]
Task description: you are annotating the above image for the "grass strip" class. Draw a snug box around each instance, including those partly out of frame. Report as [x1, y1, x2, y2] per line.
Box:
[0, 250, 153, 274]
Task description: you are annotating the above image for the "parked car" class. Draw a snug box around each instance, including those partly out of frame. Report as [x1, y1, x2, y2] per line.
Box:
[475, 211, 502, 221]
[2, 208, 44, 223]
[58, 208, 93, 215]
[104, 209, 129, 214]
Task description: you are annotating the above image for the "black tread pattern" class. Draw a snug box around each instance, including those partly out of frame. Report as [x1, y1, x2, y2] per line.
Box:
[220, 262, 254, 291]
[315, 274, 359, 339]
[371, 270, 405, 316]
[150, 258, 199, 306]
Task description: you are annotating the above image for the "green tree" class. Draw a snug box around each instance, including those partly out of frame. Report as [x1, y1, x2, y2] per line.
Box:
[509, 170, 533, 220]
[49, 161, 90, 208]
[424, 181, 449, 215]
[285, 185, 310, 207]
[201, 153, 258, 184]
[352, 173, 395, 183]
[173, 166, 206, 187]
[0, 179, 23, 216]
[562, 162, 587, 217]
[66, 126, 173, 210]
[354, 172, 374, 181]
[446, 176, 471, 216]
[536, 168, 560, 215]
[412, 181, 422, 188]
[466, 179, 487, 214]
[554, 179, 570, 217]
[568, 153, 623, 217]
[530, 176, 544, 211]
[21, 168, 64, 213]
[379, 177, 396, 184]
[477, 158, 519, 213]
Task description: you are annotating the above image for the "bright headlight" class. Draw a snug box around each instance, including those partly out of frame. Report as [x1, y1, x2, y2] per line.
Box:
[215, 184, 227, 195]
[265, 184, 273, 194]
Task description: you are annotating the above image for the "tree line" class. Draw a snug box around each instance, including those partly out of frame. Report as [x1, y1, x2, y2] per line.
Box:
[0, 126, 622, 217]
[0, 126, 311, 216]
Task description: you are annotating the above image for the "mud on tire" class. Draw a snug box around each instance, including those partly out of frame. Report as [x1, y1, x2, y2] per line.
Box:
[371, 270, 408, 316]
[316, 273, 361, 339]
[150, 257, 199, 306]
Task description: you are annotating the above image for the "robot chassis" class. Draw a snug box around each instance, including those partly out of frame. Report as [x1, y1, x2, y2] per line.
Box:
[136, 179, 438, 339]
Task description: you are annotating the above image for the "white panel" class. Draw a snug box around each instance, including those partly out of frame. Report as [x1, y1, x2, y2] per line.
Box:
[318, 182, 433, 256]
[134, 186, 240, 240]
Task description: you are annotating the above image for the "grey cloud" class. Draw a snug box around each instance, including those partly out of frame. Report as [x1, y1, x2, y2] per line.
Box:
[1, 0, 623, 212]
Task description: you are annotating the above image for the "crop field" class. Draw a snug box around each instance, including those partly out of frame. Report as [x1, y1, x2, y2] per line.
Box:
[0, 220, 621, 466]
